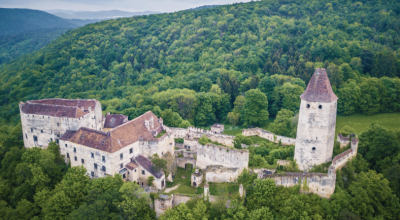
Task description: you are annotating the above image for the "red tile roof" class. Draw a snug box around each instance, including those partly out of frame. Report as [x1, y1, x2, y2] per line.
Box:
[332, 149, 353, 165]
[134, 155, 164, 179]
[61, 111, 162, 153]
[104, 114, 128, 128]
[125, 161, 139, 170]
[20, 98, 98, 118]
[300, 68, 338, 103]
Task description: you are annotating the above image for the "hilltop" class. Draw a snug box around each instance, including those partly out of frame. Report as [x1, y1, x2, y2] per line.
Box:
[0, 0, 400, 124]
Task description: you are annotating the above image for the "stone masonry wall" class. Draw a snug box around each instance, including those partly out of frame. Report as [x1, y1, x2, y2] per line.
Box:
[242, 128, 296, 145]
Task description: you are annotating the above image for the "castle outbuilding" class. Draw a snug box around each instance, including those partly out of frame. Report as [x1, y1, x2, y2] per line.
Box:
[294, 68, 338, 170]
[19, 99, 103, 148]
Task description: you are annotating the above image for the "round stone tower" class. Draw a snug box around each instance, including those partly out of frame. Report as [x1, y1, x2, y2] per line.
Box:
[294, 68, 338, 170]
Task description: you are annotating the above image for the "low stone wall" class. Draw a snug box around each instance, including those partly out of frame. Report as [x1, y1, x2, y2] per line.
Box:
[242, 128, 296, 145]
[205, 166, 240, 183]
[337, 134, 350, 148]
[262, 172, 336, 198]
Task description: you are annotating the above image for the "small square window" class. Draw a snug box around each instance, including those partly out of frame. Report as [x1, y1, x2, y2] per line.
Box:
[94, 163, 98, 169]
[129, 148, 133, 154]
[102, 166, 106, 172]
[65, 144, 68, 148]
[142, 170, 145, 175]
[81, 159, 84, 164]
[91, 171, 94, 176]
[33, 136, 38, 142]
[74, 156, 77, 161]
[91, 153, 94, 158]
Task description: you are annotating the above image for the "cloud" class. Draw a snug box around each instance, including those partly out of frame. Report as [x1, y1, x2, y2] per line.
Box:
[0, 0, 252, 12]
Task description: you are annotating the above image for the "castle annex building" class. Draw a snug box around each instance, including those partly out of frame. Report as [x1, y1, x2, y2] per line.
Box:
[19, 99, 103, 148]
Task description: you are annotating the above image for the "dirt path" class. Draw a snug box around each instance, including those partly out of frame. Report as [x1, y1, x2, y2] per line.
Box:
[164, 184, 180, 193]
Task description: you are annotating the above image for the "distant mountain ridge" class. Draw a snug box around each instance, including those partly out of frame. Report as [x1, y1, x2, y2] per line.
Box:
[46, 9, 161, 20]
[0, 8, 78, 36]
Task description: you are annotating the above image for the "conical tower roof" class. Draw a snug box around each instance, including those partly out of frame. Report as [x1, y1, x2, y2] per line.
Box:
[300, 68, 338, 103]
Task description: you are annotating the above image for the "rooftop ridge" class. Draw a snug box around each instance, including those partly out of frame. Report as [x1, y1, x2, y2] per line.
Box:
[111, 110, 153, 131]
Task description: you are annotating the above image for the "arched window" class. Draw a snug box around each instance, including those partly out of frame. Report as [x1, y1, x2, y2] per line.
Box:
[318, 105, 322, 109]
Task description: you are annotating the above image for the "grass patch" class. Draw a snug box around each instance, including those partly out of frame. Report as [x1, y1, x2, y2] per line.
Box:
[155, 130, 167, 138]
[167, 167, 192, 187]
[208, 182, 240, 196]
[336, 113, 400, 136]
[168, 184, 196, 195]
[196, 187, 204, 194]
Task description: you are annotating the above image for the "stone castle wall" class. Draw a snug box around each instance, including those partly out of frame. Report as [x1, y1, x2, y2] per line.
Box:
[242, 128, 296, 145]
[195, 143, 249, 171]
[205, 166, 240, 183]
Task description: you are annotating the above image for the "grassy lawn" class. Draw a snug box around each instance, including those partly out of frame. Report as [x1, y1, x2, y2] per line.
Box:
[336, 113, 400, 135]
[155, 130, 167, 138]
[166, 167, 192, 188]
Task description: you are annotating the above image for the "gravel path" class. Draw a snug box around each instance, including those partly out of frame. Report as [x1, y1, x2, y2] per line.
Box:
[164, 184, 180, 193]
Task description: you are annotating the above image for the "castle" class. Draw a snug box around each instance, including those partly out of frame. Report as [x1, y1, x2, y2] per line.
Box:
[19, 68, 359, 205]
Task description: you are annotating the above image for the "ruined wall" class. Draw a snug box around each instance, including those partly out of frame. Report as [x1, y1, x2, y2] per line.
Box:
[176, 157, 196, 169]
[140, 133, 175, 158]
[205, 166, 240, 183]
[337, 134, 350, 148]
[155, 195, 174, 218]
[195, 143, 249, 171]
[263, 172, 336, 198]
[331, 138, 358, 170]
[242, 128, 296, 145]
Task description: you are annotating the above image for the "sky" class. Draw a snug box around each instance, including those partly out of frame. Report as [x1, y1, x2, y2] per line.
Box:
[0, 0, 253, 13]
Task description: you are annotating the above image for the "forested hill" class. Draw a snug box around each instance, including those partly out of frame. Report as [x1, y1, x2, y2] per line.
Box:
[1, 0, 400, 124]
[0, 8, 78, 36]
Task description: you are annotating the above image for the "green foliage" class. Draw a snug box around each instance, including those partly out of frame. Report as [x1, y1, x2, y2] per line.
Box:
[147, 176, 155, 187]
[270, 109, 297, 138]
[233, 134, 252, 149]
[242, 89, 269, 127]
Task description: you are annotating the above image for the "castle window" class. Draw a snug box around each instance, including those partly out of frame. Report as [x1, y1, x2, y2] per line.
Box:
[312, 147, 316, 151]
[94, 163, 98, 169]
[307, 104, 310, 108]
[67, 153, 69, 158]
[81, 159, 84, 164]
[142, 170, 145, 175]
[57, 123, 59, 127]
[74, 156, 77, 161]
[41, 130, 43, 133]
[120, 164, 123, 169]
[25, 134, 27, 139]
[318, 105, 322, 109]
[31, 128, 33, 132]
[65, 144, 67, 148]
[50, 138, 53, 142]
[56, 139, 59, 144]
[91, 171, 94, 177]
[130, 148, 133, 154]
[33, 136, 38, 142]
[91, 153, 94, 158]
[102, 156, 105, 162]
[120, 153, 123, 160]
[102, 166, 106, 171]
[74, 147, 76, 153]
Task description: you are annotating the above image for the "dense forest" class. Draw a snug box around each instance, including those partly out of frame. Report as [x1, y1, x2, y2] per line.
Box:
[0, 0, 400, 219]
[0, 8, 97, 64]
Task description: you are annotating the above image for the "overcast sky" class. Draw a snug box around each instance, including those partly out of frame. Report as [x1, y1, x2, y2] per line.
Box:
[0, 0, 253, 12]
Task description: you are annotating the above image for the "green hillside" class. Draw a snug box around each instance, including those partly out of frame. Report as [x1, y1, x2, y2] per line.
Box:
[1, 0, 400, 126]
